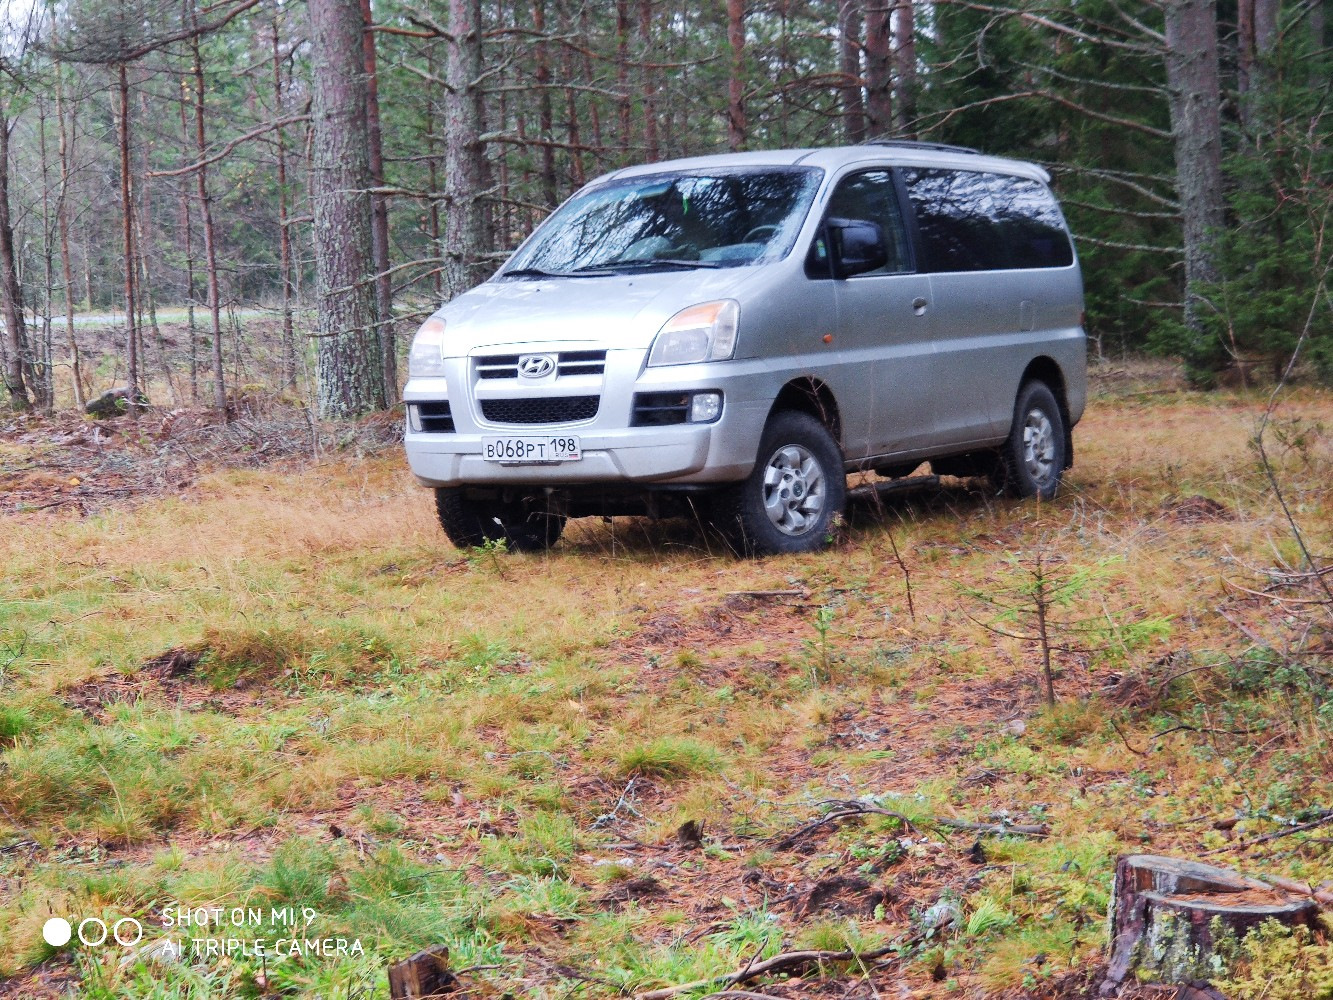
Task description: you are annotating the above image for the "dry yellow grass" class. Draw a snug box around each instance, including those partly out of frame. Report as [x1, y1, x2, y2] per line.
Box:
[0, 377, 1330, 998]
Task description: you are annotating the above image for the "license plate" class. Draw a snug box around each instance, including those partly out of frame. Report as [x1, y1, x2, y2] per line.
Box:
[481, 436, 582, 464]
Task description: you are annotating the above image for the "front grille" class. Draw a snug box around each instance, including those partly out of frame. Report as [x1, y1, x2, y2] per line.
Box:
[476, 356, 521, 379]
[415, 401, 455, 433]
[631, 392, 690, 426]
[476, 350, 607, 379]
[556, 350, 606, 376]
[481, 396, 599, 425]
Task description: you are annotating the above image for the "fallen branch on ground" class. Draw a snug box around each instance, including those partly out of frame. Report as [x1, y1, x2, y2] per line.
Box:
[771, 799, 1048, 849]
[1252, 872, 1333, 908]
[1202, 809, 1333, 856]
[634, 934, 927, 1000]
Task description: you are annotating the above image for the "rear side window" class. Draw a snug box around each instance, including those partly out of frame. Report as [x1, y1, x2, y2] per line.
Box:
[902, 168, 1073, 272]
[986, 174, 1074, 269]
[902, 169, 1009, 272]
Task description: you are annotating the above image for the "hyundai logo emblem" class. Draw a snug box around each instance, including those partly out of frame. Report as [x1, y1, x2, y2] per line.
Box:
[517, 354, 557, 379]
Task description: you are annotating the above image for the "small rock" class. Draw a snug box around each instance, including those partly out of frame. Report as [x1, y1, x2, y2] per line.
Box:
[119, 937, 182, 968]
[921, 898, 961, 932]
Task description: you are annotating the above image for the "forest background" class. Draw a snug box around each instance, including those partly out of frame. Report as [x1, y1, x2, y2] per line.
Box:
[0, 0, 1330, 420]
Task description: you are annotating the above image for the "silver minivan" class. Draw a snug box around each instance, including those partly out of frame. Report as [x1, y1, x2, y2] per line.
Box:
[403, 142, 1086, 554]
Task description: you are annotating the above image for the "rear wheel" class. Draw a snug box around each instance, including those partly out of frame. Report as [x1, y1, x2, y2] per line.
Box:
[712, 411, 846, 556]
[993, 381, 1067, 499]
[434, 488, 565, 552]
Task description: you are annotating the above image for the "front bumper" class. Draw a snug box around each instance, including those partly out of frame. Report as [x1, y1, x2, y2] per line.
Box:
[402, 349, 773, 488]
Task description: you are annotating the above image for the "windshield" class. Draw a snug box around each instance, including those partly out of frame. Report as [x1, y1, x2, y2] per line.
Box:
[502, 167, 823, 276]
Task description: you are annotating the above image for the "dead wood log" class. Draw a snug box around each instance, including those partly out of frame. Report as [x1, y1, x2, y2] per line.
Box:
[634, 943, 900, 1000]
[933, 817, 1048, 837]
[1252, 872, 1333, 908]
[1099, 854, 1321, 996]
[388, 944, 457, 999]
[770, 800, 1048, 850]
[635, 914, 954, 1000]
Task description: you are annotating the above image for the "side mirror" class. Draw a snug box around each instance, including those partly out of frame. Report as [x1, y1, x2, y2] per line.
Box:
[827, 217, 888, 279]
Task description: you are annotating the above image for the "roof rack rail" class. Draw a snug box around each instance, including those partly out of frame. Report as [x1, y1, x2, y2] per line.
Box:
[860, 139, 980, 154]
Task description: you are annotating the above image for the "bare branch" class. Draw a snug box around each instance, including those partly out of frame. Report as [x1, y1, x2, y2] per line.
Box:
[147, 114, 309, 178]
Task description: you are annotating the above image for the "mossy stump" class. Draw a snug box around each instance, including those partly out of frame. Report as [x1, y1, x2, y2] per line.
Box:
[1100, 854, 1320, 996]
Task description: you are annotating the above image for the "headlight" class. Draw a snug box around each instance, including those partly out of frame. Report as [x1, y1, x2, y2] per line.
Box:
[407, 316, 447, 377]
[647, 300, 739, 367]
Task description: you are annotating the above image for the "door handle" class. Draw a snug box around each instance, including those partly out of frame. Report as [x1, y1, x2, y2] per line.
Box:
[912, 297, 929, 316]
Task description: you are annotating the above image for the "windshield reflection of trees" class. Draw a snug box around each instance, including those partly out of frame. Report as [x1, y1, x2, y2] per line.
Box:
[510, 169, 821, 274]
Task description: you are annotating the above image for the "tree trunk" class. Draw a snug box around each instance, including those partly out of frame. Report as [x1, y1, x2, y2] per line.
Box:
[190, 27, 226, 416]
[136, 86, 177, 408]
[308, 0, 385, 418]
[639, 0, 659, 160]
[116, 64, 141, 410]
[0, 116, 33, 411]
[175, 65, 199, 401]
[360, 0, 395, 401]
[36, 99, 56, 412]
[892, 0, 916, 134]
[863, 0, 893, 135]
[838, 0, 867, 143]
[53, 55, 85, 410]
[727, 0, 746, 151]
[578, 4, 603, 165]
[1237, 0, 1280, 130]
[1163, 0, 1225, 376]
[561, 4, 586, 187]
[1237, 0, 1255, 98]
[616, 0, 631, 156]
[442, 0, 490, 298]
[533, 0, 558, 206]
[423, 44, 443, 298]
[271, 17, 296, 389]
[1101, 855, 1320, 995]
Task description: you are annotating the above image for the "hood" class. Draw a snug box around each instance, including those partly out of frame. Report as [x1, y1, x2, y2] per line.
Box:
[435, 267, 766, 354]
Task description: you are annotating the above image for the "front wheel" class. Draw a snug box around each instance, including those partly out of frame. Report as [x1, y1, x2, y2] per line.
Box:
[993, 381, 1067, 499]
[712, 411, 846, 556]
[434, 488, 565, 552]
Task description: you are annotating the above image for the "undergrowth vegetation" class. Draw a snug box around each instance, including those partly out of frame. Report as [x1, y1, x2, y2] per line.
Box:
[0, 363, 1330, 998]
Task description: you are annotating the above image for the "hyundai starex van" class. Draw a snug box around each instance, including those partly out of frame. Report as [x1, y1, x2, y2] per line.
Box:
[403, 142, 1087, 555]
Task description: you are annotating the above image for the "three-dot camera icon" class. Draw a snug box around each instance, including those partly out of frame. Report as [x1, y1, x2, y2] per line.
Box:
[43, 916, 143, 949]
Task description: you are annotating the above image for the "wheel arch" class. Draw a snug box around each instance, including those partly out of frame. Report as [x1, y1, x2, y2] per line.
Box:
[767, 377, 842, 444]
[1018, 356, 1073, 469]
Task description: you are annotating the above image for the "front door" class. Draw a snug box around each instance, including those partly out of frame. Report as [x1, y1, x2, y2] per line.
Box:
[822, 169, 936, 460]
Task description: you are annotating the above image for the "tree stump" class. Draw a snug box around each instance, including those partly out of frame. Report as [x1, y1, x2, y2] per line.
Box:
[85, 386, 149, 419]
[1100, 855, 1321, 996]
[387, 944, 457, 999]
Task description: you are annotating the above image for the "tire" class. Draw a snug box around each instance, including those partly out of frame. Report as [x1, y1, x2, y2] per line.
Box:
[712, 411, 847, 556]
[434, 488, 565, 552]
[993, 381, 1067, 499]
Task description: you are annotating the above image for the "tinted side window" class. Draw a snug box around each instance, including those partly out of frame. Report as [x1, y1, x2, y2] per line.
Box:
[986, 174, 1074, 269]
[816, 170, 913, 276]
[902, 168, 1009, 272]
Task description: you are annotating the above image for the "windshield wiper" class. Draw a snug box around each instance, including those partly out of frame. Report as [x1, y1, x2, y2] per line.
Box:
[573, 258, 721, 273]
[501, 266, 573, 279]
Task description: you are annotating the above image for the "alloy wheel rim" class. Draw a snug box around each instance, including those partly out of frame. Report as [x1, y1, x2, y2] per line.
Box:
[762, 444, 826, 535]
[1022, 408, 1056, 486]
